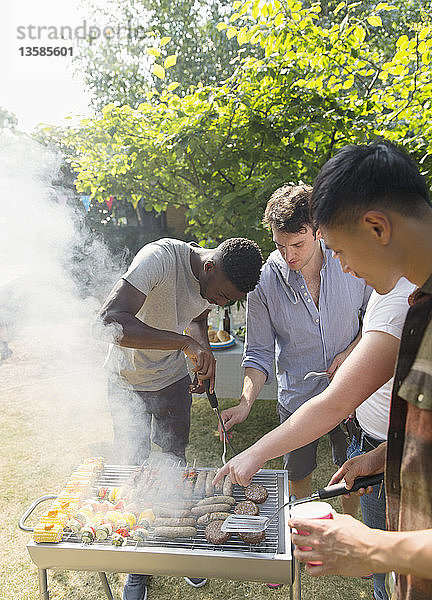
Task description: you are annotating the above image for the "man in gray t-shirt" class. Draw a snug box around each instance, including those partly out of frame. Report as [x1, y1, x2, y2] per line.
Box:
[99, 237, 262, 462]
[97, 237, 262, 600]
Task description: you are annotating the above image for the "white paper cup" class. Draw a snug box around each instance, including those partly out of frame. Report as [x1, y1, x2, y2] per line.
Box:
[290, 501, 333, 565]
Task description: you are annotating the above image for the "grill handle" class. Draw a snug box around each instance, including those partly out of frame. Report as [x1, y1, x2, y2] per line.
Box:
[203, 379, 218, 409]
[19, 494, 58, 532]
[318, 473, 384, 500]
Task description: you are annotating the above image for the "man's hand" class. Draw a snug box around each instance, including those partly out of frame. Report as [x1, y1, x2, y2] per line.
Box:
[327, 331, 361, 379]
[182, 338, 216, 391]
[289, 512, 382, 577]
[212, 445, 265, 487]
[326, 349, 349, 379]
[217, 401, 252, 440]
[329, 442, 387, 492]
[189, 374, 206, 394]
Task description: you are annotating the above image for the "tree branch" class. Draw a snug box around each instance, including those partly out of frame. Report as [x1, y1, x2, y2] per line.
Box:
[324, 127, 338, 162]
[196, 143, 236, 188]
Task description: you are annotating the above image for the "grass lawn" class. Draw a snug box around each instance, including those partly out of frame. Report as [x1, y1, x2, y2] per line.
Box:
[0, 329, 372, 600]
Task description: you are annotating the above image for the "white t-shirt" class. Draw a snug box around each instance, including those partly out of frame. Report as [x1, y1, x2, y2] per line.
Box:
[106, 238, 211, 391]
[355, 277, 415, 440]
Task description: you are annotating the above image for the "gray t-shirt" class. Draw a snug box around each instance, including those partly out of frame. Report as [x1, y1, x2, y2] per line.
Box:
[106, 238, 211, 391]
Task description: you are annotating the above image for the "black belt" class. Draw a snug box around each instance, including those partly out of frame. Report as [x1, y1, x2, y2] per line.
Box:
[345, 417, 385, 453]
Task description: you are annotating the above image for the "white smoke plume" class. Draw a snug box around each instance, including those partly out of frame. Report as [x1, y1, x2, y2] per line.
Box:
[0, 134, 127, 465]
[0, 135, 119, 371]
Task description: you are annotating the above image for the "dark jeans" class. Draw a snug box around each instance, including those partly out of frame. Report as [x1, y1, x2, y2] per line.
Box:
[108, 375, 192, 465]
[109, 375, 193, 600]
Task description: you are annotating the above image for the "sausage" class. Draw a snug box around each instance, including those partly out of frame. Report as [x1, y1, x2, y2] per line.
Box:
[158, 501, 194, 509]
[183, 479, 195, 499]
[153, 526, 197, 538]
[194, 470, 207, 497]
[222, 474, 233, 497]
[191, 503, 232, 517]
[205, 470, 215, 497]
[153, 517, 196, 528]
[197, 512, 231, 526]
[197, 495, 236, 506]
[154, 508, 191, 518]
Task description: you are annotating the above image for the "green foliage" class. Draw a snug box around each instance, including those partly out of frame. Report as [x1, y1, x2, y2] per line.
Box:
[66, 0, 432, 251]
[73, 0, 242, 111]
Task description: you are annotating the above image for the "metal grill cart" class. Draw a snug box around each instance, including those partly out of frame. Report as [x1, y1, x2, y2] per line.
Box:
[20, 467, 301, 600]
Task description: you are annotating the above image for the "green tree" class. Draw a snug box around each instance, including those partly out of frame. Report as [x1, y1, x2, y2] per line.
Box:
[66, 0, 431, 251]
[73, 0, 243, 112]
[34, 122, 171, 257]
[317, 0, 432, 57]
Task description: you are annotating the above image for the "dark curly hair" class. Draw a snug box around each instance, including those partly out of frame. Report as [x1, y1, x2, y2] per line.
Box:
[216, 238, 263, 293]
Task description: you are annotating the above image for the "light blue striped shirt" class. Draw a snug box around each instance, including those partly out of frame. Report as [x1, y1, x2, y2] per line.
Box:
[242, 242, 371, 412]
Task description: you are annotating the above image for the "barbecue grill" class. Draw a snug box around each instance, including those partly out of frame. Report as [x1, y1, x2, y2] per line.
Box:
[20, 466, 301, 600]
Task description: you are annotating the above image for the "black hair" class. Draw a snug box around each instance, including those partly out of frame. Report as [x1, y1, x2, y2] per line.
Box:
[311, 141, 431, 228]
[263, 184, 314, 233]
[217, 238, 263, 293]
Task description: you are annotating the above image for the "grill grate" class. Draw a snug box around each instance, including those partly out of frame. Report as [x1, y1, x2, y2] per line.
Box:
[61, 466, 283, 555]
[26, 466, 293, 585]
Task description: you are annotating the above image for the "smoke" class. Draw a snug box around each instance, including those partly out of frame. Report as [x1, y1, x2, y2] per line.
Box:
[0, 136, 197, 480]
[0, 134, 120, 372]
[0, 133, 129, 468]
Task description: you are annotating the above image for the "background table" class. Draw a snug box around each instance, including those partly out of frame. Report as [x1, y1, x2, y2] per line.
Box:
[212, 340, 278, 400]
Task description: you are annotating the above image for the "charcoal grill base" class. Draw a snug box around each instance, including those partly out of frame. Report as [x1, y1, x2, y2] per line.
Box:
[28, 540, 293, 584]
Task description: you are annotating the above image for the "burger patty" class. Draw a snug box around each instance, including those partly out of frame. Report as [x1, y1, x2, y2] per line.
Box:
[244, 483, 269, 504]
[238, 530, 266, 545]
[205, 520, 232, 545]
[234, 500, 259, 516]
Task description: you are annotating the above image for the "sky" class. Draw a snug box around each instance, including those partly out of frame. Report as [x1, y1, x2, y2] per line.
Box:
[1, 0, 97, 132]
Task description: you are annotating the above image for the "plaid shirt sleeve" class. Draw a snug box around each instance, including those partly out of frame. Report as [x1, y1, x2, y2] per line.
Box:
[386, 274, 432, 600]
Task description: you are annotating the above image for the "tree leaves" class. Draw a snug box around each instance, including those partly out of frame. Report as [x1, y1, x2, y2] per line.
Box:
[334, 2, 346, 16]
[63, 0, 432, 249]
[147, 47, 161, 57]
[72, 0, 243, 110]
[367, 15, 383, 27]
[152, 64, 166, 79]
[167, 81, 180, 92]
[164, 55, 177, 68]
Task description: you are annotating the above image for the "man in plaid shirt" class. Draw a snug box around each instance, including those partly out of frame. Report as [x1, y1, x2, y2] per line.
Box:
[288, 141, 432, 600]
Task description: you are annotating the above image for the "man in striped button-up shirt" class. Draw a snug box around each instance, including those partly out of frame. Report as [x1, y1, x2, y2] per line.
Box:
[218, 184, 370, 504]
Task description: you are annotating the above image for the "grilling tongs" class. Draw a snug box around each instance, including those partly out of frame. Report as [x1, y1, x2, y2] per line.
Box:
[204, 379, 236, 455]
[221, 472, 384, 532]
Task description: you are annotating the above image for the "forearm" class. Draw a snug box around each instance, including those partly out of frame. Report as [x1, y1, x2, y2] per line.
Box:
[187, 320, 211, 350]
[290, 512, 432, 580]
[99, 311, 192, 351]
[370, 529, 432, 579]
[240, 367, 267, 408]
[253, 329, 399, 463]
[347, 328, 362, 353]
[249, 388, 352, 463]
